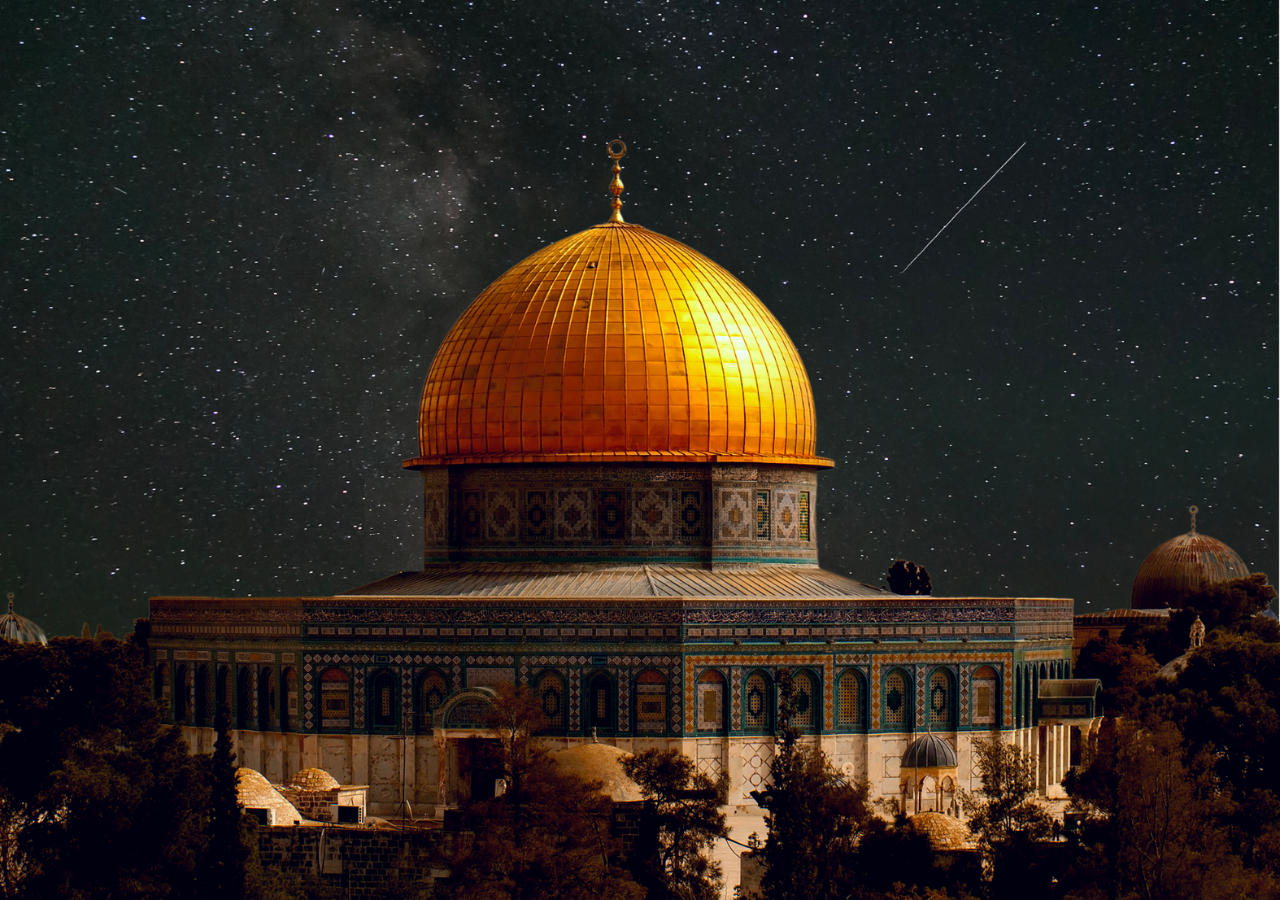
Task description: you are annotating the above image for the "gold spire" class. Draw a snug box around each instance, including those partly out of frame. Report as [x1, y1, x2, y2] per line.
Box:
[607, 139, 626, 223]
[1189, 505, 1199, 534]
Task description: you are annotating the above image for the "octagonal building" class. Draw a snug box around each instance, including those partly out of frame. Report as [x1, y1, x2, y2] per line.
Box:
[148, 151, 1084, 828]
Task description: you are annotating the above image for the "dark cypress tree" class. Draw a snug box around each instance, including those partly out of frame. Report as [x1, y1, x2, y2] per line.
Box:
[202, 702, 248, 900]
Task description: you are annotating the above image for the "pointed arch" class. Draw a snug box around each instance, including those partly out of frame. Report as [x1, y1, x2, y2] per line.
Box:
[791, 668, 819, 732]
[416, 669, 449, 733]
[696, 669, 726, 733]
[236, 667, 252, 729]
[536, 670, 567, 733]
[837, 668, 866, 731]
[972, 665, 1000, 727]
[586, 671, 615, 734]
[927, 667, 956, 730]
[369, 669, 399, 732]
[883, 667, 912, 731]
[258, 668, 277, 731]
[744, 669, 773, 733]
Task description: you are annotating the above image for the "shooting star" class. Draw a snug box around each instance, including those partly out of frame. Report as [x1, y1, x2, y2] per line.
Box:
[901, 141, 1026, 274]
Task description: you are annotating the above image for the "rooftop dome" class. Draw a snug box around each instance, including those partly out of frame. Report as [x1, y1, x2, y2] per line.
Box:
[902, 734, 958, 769]
[1131, 508, 1250, 610]
[407, 150, 828, 469]
[550, 743, 644, 802]
[281, 767, 341, 792]
[0, 595, 47, 645]
[909, 812, 970, 850]
[236, 768, 302, 825]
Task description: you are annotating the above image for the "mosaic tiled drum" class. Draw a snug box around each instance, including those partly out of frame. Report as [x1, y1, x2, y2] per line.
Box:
[407, 219, 832, 564]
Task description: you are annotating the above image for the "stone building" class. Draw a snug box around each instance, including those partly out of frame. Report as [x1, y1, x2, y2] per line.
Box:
[148, 147, 1086, 820]
[1072, 506, 1254, 662]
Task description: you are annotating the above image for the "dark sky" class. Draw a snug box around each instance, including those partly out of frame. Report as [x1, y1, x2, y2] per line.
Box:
[3, 1, 1276, 637]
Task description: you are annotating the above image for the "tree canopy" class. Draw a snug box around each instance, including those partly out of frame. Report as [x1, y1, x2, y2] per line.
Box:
[0, 636, 210, 900]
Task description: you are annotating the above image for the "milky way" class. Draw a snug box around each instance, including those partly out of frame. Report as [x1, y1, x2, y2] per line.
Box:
[3, 1, 1275, 636]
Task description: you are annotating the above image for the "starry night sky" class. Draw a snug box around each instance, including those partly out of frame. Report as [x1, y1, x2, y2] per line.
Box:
[3, 1, 1276, 637]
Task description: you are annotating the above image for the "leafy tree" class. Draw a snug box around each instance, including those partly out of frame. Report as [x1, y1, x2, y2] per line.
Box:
[751, 671, 877, 900]
[960, 738, 1052, 897]
[0, 636, 210, 899]
[888, 560, 932, 595]
[438, 685, 643, 900]
[621, 748, 728, 900]
[1064, 721, 1271, 900]
[1074, 638, 1158, 717]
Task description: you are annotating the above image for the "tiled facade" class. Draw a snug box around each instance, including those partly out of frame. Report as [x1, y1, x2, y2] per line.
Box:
[419, 463, 821, 564]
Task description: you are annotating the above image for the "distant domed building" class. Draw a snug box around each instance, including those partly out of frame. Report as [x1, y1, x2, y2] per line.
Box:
[0, 594, 47, 645]
[148, 145, 1087, 842]
[1131, 507, 1250, 610]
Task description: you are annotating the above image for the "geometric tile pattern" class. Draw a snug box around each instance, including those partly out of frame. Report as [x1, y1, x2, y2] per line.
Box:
[719, 489, 752, 540]
[683, 653, 835, 732]
[867, 652, 1013, 731]
[632, 488, 673, 541]
[486, 489, 519, 540]
[741, 739, 775, 801]
[775, 490, 798, 540]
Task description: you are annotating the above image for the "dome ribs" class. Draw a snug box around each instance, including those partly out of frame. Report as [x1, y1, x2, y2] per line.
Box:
[410, 221, 830, 468]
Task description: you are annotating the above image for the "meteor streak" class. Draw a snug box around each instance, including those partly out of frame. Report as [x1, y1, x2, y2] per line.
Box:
[901, 141, 1027, 273]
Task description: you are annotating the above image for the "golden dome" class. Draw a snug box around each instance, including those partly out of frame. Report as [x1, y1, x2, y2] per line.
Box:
[407, 221, 829, 468]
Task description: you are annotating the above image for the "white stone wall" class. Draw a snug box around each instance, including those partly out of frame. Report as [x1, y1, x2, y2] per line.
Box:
[181, 725, 1065, 819]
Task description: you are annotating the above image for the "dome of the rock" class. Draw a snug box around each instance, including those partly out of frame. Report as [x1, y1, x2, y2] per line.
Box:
[1131, 510, 1250, 610]
[407, 221, 829, 468]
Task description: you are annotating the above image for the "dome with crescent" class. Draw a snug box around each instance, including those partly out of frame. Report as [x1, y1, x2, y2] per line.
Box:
[406, 220, 828, 468]
[1130, 508, 1251, 610]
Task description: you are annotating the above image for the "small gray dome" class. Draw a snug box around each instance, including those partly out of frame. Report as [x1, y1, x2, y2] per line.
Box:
[0, 596, 47, 646]
[902, 734, 957, 769]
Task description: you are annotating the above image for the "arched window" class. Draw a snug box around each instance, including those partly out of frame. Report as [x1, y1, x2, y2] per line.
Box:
[155, 663, 172, 719]
[928, 668, 955, 730]
[587, 672, 613, 733]
[791, 669, 818, 732]
[258, 668, 277, 731]
[744, 670, 773, 733]
[282, 668, 298, 731]
[195, 665, 210, 727]
[417, 670, 448, 732]
[837, 670, 865, 729]
[697, 670, 726, 732]
[320, 667, 351, 731]
[216, 666, 231, 719]
[635, 670, 667, 734]
[884, 668, 911, 730]
[370, 670, 398, 731]
[236, 667, 252, 729]
[538, 672, 567, 732]
[174, 664, 190, 723]
[972, 666, 999, 726]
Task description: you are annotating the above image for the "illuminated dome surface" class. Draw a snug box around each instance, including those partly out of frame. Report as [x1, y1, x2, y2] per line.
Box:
[1131, 521, 1250, 610]
[0, 597, 47, 645]
[408, 221, 829, 468]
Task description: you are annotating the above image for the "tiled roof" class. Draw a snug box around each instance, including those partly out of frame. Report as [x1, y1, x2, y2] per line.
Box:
[338, 564, 889, 600]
